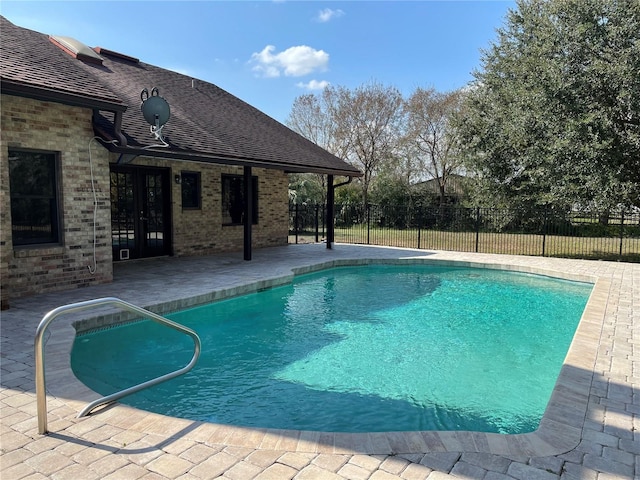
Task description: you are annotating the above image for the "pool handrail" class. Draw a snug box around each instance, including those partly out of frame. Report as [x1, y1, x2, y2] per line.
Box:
[35, 296, 201, 435]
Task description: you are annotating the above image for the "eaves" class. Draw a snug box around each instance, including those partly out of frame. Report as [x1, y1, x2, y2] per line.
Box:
[1, 79, 126, 113]
[102, 141, 362, 177]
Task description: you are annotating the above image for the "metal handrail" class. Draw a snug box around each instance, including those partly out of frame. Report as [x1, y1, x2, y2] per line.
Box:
[35, 297, 201, 434]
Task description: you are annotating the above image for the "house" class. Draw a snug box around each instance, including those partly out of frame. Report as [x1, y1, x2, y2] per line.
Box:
[0, 17, 360, 308]
[414, 174, 469, 205]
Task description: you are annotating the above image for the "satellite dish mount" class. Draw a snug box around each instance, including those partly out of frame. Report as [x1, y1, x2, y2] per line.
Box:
[140, 87, 171, 146]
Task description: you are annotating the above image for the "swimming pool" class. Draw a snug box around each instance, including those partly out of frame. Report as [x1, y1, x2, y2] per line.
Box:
[71, 264, 592, 434]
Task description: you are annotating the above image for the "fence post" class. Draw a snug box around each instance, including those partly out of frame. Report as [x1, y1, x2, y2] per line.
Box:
[542, 206, 548, 257]
[322, 204, 326, 240]
[294, 203, 299, 244]
[475, 207, 480, 253]
[417, 209, 422, 250]
[314, 204, 319, 243]
[619, 210, 625, 259]
[367, 204, 371, 245]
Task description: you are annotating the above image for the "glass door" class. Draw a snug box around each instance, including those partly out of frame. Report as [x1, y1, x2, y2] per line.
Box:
[110, 166, 171, 260]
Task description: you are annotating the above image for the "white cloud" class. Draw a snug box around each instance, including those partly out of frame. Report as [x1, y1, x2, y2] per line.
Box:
[296, 79, 330, 90]
[250, 45, 329, 78]
[317, 8, 344, 23]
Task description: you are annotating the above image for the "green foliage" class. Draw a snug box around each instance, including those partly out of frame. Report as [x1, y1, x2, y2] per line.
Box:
[288, 173, 326, 205]
[334, 181, 362, 205]
[369, 173, 434, 207]
[457, 0, 640, 210]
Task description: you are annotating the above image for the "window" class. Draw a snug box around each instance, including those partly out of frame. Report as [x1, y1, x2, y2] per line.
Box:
[8, 149, 61, 246]
[181, 171, 201, 209]
[221, 174, 258, 225]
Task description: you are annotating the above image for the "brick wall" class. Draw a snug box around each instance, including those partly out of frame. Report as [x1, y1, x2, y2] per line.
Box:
[1, 95, 113, 305]
[131, 158, 289, 256]
[1, 95, 291, 305]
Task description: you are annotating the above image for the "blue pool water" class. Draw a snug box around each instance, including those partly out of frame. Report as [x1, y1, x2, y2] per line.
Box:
[71, 265, 592, 434]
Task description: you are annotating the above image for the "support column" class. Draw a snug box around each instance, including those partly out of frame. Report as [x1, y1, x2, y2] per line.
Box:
[243, 166, 252, 261]
[326, 174, 334, 249]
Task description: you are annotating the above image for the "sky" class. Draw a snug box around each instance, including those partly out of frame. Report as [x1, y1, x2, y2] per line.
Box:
[1, 1, 515, 123]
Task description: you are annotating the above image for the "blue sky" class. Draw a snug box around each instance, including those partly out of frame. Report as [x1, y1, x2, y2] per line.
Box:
[1, 1, 514, 122]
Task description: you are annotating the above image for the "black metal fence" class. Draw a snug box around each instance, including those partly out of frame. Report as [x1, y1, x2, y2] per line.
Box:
[289, 203, 640, 262]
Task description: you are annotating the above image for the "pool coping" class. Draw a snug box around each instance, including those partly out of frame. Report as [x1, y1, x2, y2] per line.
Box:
[40, 255, 607, 457]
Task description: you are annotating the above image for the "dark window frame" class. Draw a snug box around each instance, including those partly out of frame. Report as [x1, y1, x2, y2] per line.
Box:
[221, 174, 258, 225]
[180, 171, 201, 210]
[8, 148, 62, 247]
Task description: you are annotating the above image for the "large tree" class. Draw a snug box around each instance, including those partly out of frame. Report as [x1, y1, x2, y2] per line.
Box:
[405, 87, 465, 206]
[286, 93, 343, 204]
[287, 81, 404, 206]
[287, 92, 351, 160]
[457, 0, 640, 211]
[332, 81, 405, 206]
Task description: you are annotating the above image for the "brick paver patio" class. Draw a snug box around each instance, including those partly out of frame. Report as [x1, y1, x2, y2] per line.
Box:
[1, 244, 638, 479]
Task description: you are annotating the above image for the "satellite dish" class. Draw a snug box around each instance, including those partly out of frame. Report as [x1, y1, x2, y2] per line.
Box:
[140, 87, 170, 146]
[141, 87, 170, 126]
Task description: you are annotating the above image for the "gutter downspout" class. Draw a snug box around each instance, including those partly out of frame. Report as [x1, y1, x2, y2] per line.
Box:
[92, 109, 127, 147]
[113, 110, 127, 146]
[326, 176, 353, 250]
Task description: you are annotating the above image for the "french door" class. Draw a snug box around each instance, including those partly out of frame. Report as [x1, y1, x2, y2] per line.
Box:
[110, 165, 171, 260]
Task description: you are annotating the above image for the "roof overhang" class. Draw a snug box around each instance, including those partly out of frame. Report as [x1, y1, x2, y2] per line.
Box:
[1, 79, 126, 112]
[100, 140, 361, 177]
[93, 116, 361, 177]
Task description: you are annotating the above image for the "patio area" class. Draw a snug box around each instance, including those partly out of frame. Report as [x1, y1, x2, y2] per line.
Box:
[1, 244, 638, 479]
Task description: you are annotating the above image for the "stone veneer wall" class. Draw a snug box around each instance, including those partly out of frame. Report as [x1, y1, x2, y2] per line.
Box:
[1, 95, 113, 306]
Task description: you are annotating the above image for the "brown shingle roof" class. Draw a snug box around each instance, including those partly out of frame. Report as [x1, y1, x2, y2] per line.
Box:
[0, 17, 124, 109]
[0, 16, 360, 177]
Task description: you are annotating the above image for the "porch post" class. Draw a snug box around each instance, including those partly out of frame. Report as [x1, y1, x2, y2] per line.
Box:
[326, 174, 335, 249]
[243, 166, 252, 260]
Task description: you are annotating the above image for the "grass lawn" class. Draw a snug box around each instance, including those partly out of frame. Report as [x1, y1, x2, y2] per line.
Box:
[291, 227, 640, 263]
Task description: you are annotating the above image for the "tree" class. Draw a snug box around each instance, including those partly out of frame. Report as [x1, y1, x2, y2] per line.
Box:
[457, 0, 640, 211]
[287, 92, 351, 159]
[332, 81, 405, 206]
[287, 94, 334, 205]
[405, 87, 465, 206]
[288, 173, 326, 205]
[288, 81, 405, 207]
